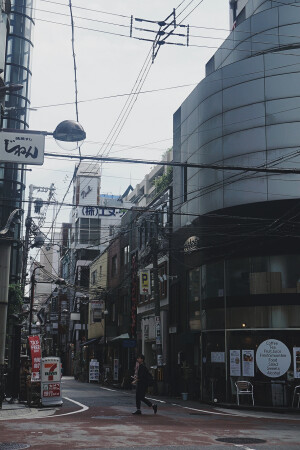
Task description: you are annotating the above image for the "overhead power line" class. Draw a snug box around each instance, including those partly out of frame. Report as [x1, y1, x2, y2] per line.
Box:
[44, 152, 300, 175]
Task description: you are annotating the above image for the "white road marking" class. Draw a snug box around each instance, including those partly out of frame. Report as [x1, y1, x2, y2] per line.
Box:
[173, 404, 237, 416]
[28, 397, 89, 419]
[145, 397, 166, 404]
[234, 445, 256, 450]
[100, 387, 117, 392]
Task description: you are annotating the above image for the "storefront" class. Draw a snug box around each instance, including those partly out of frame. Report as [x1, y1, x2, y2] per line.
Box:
[188, 254, 300, 407]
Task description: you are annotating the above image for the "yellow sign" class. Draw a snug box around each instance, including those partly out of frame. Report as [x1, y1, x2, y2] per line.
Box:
[140, 270, 150, 295]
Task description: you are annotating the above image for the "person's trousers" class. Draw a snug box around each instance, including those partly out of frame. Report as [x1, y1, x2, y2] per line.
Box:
[136, 384, 152, 409]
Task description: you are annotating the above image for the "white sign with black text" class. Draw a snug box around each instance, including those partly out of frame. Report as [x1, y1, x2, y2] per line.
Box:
[0, 131, 45, 165]
[256, 339, 291, 378]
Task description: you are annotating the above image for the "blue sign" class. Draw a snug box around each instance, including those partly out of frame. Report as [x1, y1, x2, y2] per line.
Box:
[122, 339, 136, 348]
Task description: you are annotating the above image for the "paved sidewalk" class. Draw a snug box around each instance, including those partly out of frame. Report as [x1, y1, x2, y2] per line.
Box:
[0, 401, 57, 420]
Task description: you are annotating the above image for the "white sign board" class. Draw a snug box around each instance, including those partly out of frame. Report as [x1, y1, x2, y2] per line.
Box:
[230, 350, 241, 376]
[0, 131, 45, 165]
[293, 348, 300, 379]
[40, 357, 62, 406]
[242, 350, 254, 377]
[89, 359, 100, 382]
[211, 352, 225, 363]
[256, 339, 291, 378]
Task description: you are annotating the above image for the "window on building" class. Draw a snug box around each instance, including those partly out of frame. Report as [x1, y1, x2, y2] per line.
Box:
[183, 166, 187, 202]
[121, 245, 130, 267]
[75, 218, 101, 245]
[112, 255, 117, 277]
[91, 269, 97, 285]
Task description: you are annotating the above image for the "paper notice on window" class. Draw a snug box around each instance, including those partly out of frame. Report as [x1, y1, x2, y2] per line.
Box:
[242, 350, 254, 377]
[230, 350, 241, 377]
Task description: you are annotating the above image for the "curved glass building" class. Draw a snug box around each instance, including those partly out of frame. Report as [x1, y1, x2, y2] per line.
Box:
[172, 0, 300, 406]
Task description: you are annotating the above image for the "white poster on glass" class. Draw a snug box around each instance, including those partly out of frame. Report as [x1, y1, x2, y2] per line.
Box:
[230, 350, 241, 376]
[242, 350, 254, 377]
[211, 352, 225, 363]
[293, 347, 300, 379]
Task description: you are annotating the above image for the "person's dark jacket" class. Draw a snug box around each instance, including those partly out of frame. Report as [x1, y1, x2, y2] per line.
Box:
[137, 363, 149, 387]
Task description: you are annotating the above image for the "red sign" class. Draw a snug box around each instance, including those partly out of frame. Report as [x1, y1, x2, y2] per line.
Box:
[43, 383, 60, 397]
[28, 335, 41, 381]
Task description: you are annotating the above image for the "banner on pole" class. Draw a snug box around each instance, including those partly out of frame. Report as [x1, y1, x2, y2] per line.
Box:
[28, 335, 41, 381]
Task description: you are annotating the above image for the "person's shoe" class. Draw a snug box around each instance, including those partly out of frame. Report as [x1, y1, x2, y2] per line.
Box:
[153, 404, 158, 414]
[132, 410, 141, 415]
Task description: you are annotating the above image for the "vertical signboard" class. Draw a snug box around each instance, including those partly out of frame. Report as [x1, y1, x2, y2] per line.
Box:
[89, 359, 100, 382]
[140, 270, 150, 295]
[113, 358, 119, 381]
[41, 357, 63, 406]
[230, 350, 241, 376]
[28, 335, 41, 381]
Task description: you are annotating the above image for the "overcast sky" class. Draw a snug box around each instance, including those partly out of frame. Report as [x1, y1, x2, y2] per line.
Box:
[27, 0, 229, 234]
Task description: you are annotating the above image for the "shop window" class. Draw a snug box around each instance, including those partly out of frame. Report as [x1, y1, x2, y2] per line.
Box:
[201, 261, 224, 299]
[121, 245, 129, 267]
[91, 269, 97, 285]
[226, 257, 250, 296]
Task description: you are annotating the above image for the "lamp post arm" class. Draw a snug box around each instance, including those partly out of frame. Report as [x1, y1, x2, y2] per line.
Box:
[0, 208, 23, 236]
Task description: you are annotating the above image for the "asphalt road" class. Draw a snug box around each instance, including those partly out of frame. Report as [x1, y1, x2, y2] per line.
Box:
[1, 376, 300, 449]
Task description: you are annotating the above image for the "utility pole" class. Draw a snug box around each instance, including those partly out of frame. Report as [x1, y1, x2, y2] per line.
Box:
[152, 212, 163, 367]
[0, 208, 23, 408]
[28, 265, 44, 336]
[22, 184, 56, 295]
[0, 242, 11, 408]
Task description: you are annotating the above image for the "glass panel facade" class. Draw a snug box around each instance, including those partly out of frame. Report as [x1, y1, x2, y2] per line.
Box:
[198, 254, 300, 406]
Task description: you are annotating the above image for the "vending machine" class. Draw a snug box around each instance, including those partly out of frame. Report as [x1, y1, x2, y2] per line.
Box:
[40, 357, 63, 406]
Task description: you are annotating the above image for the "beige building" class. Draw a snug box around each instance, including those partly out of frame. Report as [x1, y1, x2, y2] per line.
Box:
[88, 251, 108, 339]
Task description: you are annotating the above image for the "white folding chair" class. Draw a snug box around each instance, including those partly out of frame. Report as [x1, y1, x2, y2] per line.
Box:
[292, 385, 300, 408]
[235, 381, 254, 406]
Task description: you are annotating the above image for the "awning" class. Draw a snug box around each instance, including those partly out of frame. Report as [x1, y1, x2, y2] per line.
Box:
[110, 333, 130, 342]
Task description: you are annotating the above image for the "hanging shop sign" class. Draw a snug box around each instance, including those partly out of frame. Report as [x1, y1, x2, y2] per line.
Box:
[155, 316, 161, 345]
[242, 350, 254, 377]
[140, 269, 151, 295]
[28, 335, 41, 381]
[230, 350, 241, 376]
[0, 131, 45, 165]
[184, 236, 199, 254]
[256, 339, 291, 378]
[293, 347, 300, 379]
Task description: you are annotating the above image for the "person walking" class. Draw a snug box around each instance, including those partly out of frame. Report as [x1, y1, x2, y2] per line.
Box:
[132, 354, 157, 415]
